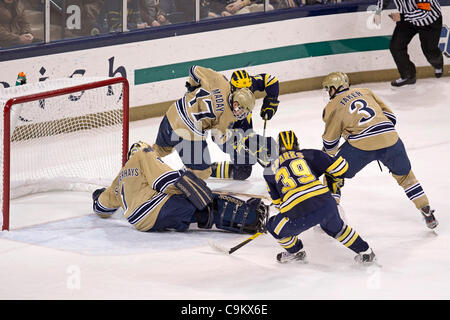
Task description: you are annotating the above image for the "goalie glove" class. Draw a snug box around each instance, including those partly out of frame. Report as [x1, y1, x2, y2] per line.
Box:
[175, 170, 213, 210]
[260, 96, 279, 120]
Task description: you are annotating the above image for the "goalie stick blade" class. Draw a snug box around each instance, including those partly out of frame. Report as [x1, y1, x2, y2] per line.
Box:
[208, 240, 231, 255]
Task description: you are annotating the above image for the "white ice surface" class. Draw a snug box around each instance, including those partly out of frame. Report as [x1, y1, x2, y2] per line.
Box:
[1, 77, 449, 300]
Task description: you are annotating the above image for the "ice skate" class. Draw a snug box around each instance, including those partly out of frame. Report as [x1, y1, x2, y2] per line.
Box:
[354, 248, 376, 265]
[421, 206, 438, 229]
[276, 250, 307, 264]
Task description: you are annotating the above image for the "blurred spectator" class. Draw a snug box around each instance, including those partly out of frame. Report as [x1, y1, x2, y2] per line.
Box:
[271, 0, 301, 8]
[140, 0, 170, 27]
[172, 0, 213, 21]
[206, 1, 232, 17]
[81, 0, 104, 35]
[63, 0, 105, 36]
[91, 0, 148, 34]
[225, 0, 273, 15]
[0, 0, 40, 48]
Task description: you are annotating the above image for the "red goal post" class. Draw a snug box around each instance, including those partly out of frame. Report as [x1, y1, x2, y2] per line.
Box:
[1, 77, 129, 231]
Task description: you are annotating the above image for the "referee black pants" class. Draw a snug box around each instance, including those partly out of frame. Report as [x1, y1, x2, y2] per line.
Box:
[389, 16, 443, 79]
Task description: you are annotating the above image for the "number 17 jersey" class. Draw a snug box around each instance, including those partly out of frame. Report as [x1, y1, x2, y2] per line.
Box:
[322, 87, 399, 154]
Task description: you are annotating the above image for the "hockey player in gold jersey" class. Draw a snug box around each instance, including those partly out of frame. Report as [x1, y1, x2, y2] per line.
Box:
[153, 65, 256, 181]
[321, 72, 438, 229]
[92, 141, 269, 233]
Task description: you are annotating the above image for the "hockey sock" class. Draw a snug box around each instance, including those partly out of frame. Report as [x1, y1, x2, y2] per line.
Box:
[335, 225, 369, 254]
[392, 170, 429, 210]
[277, 235, 303, 254]
[210, 162, 252, 180]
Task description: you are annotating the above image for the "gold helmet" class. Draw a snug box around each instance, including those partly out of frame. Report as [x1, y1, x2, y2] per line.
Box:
[277, 130, 299, 154]
[322, 72, 350, 93]
[231, 88, 255, 120]
[127, 141, 151, 160]
[230, 69, 252, 91]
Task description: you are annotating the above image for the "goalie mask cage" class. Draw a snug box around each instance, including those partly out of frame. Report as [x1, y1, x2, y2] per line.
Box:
[0, 77, 129, 231]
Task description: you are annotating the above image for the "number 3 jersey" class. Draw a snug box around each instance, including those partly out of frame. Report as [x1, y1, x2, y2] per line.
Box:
[322, 87, 399, 154]
[264, 150, 348, 215]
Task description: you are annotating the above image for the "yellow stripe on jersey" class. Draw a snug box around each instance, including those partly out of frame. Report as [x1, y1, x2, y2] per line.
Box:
[325, 156, 348, 177]
[246, 113, 252, 124]
[272, 198, 281, 206]
[282, 180, 324, 202]
[264, 74, 278, 87]
[274, 217, 289, 235]
[280, 187, 329, 213]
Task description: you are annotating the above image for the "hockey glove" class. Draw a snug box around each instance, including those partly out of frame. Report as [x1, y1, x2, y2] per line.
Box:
[324, 173, 344, 194]
[175, 170, 213, 210]
[260, 96, 279, 120]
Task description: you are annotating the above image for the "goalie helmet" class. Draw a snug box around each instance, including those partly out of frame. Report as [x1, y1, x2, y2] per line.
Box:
[127, 141, 151, 160]
[322, 72, 349, 97]
[230, 69, 252, 91]
[231, 88, 255, 121]
[277, 130, 299, 154]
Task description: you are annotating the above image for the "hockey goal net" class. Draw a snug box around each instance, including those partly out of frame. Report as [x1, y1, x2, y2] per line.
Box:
[0, 77, 129, 230]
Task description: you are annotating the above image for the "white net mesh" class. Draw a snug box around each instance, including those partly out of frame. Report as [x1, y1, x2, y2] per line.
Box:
[0, 77, 127, 229]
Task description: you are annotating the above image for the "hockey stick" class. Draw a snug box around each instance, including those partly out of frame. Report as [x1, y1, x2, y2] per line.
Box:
[209, 232, 264, 255]
[262, 115, 267, 139]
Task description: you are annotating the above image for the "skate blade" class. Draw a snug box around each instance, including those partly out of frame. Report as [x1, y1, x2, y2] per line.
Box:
[429, 224, 439, 235]
[354, 258, 382, 268]
[277, 258, 308, 264]
[390, 83, 416, 91]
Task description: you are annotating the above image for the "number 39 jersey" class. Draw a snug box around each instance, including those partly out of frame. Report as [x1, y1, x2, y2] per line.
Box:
[322, 87, 399, 154]
[264, 149, 348, 214]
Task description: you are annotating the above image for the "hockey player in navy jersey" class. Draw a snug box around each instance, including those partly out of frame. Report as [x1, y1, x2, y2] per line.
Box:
[264, 131, 376, 264]
[209, 69, 279, 181]
[321, 71, 438, 230]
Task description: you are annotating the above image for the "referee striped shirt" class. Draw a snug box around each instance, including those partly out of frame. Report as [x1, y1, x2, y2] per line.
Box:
[377, 0, 442, 26]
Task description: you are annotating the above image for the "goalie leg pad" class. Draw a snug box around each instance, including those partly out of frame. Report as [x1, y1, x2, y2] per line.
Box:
[175, 170, 213, 210]
[212, 194, 269, 234]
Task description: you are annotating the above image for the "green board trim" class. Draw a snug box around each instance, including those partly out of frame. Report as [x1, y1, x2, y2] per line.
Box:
[134, 35, 392, 85]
